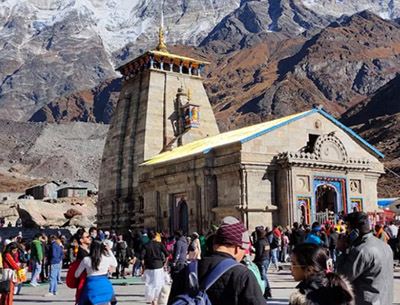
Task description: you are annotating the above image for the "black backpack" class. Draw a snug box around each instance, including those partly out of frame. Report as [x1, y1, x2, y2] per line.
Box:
[270, 233, 281, 249]
[18, 247, 28, 263]
[170, 259, 239, 305]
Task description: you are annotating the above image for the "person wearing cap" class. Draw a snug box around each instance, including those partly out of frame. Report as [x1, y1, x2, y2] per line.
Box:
[305, 222, 323, 245]
[167, 216, 266, 305]
[104, 231, 114, 251]
[336, 212, 393, 305]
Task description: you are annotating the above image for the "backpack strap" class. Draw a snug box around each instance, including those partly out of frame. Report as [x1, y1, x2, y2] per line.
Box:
[186, 260, 199, 292]
[200, 259, 239, 291]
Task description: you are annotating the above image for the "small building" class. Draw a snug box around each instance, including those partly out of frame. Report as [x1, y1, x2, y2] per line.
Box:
[57, 187, 88, 198]
[25, 182, 59, 199]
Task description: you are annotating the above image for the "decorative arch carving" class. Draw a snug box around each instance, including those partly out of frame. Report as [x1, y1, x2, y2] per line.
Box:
[313, 132, 348, 163]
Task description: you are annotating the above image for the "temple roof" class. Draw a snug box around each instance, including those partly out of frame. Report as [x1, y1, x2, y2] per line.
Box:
[141, 108, 384, 166]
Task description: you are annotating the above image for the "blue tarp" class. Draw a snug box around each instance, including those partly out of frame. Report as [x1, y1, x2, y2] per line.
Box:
[378, 198, 399, 207]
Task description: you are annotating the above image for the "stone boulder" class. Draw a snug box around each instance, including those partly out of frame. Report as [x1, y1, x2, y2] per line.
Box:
[64, 208, 83, 219]
[16, 198, 96, 228]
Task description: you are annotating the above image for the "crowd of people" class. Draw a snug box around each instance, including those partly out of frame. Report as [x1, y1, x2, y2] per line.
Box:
[0, 212, 396, 305]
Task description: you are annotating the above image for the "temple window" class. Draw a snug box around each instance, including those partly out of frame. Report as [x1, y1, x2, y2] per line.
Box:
[173, 63, 180, 73]
[305, 134, 319, 153]
[182, 65, 189, 74]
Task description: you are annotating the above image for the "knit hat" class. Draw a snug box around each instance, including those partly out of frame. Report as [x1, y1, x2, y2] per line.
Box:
[214, 216, 250, 249]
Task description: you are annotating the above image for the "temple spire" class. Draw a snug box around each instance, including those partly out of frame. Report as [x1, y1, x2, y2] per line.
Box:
[156, 11, 168, 52]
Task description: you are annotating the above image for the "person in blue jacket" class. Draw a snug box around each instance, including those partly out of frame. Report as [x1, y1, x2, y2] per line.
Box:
[305, 222, 322, 245]
[44, 235, 64, 296]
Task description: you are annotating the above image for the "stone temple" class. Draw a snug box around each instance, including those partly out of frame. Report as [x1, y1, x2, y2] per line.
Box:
[97, 27, 384, 233]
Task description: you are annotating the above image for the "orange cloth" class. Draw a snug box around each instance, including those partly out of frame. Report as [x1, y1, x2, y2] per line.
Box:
[0, 280, 15, 305]
[376, 227, 389, 243]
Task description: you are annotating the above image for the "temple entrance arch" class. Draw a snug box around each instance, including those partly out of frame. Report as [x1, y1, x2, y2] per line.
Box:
[313, 176, 348, 222]
[315, 184, 337, 213]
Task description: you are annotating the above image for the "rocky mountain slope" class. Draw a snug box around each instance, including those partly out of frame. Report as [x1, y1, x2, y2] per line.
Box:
[2, 0, 400, 195]
[2, 0, 400, 122]
[340, 74, 400, 197]
[0, 0, 240, 121]
[29, 78, 121, 123]
[32, 11, 400, 130]
[0, 120, 108, 191]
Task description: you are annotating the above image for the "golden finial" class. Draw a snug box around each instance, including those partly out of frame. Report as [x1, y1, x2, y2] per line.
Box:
[156, 12, 168, 52]
[187, 88, 192, 100]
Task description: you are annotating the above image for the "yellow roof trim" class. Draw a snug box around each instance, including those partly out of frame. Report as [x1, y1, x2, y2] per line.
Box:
[150, 50, 210, 65]
[141, 110, 315, 166]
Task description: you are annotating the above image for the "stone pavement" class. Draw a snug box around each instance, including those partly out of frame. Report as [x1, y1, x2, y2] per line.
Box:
[13, 266, 400, 304]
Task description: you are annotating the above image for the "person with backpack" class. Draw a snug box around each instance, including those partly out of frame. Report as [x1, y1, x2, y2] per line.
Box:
[253, 227, 272, 300]
[268, 225, 282, 271]
[167, 216, 266, 305]
[75, 239, 117, 305]
[15, 239, 28, 295]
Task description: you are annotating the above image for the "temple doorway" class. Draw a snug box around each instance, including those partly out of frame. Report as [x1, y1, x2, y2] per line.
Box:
[171, 194, 189, 233]
[315, 184, 337, 213]
[178, 200, 189, 233]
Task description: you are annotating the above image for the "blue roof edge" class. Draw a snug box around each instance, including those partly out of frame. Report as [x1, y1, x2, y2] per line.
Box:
[240, 109, 318, 144]
[317, 109, 385, 158]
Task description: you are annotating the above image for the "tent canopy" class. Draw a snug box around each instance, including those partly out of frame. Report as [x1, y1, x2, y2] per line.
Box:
[378, 198, 399, 207]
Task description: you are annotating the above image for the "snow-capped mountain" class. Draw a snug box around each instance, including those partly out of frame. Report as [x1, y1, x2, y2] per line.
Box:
[0, 0, 241, 55]
[1, 0, 400, 121]
[301, 0, 400, 20]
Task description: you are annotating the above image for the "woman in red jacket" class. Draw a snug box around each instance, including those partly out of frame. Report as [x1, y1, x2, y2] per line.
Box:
[1, 242, 21, 305]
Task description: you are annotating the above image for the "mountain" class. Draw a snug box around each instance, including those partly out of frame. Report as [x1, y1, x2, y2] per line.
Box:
[201, 10, 400, 130]
[340, 74, 400, 197]
[2, 0, 400, 122]
[0, 0, 240, 121]
[2, 0, 400, 194]
[0, 119, 108, 190]
[341, 73, 400, 126]
[29, 78, 121, 124]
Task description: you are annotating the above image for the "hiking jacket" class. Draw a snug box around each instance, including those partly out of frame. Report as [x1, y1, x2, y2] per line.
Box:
[253, 237, 270, 263]
[289, 273, 354, 305]
[290, 229, 306, 247]
[172, 236, 187, 264]
[167, 251, 266, 305]
[49, 241, 64, 265]
[30, 238, 43, 261]
[336, 233, 393, 305]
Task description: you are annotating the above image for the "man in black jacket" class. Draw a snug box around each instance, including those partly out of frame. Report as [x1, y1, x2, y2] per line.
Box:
[290, 222, 305, 249]
[168, 216, 266, 305]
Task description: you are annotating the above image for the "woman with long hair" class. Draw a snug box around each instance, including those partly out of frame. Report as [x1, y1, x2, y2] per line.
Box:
[75, 238, 117, 305]
[1, 242, 21, 305]
[289, 243, 354, 305]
